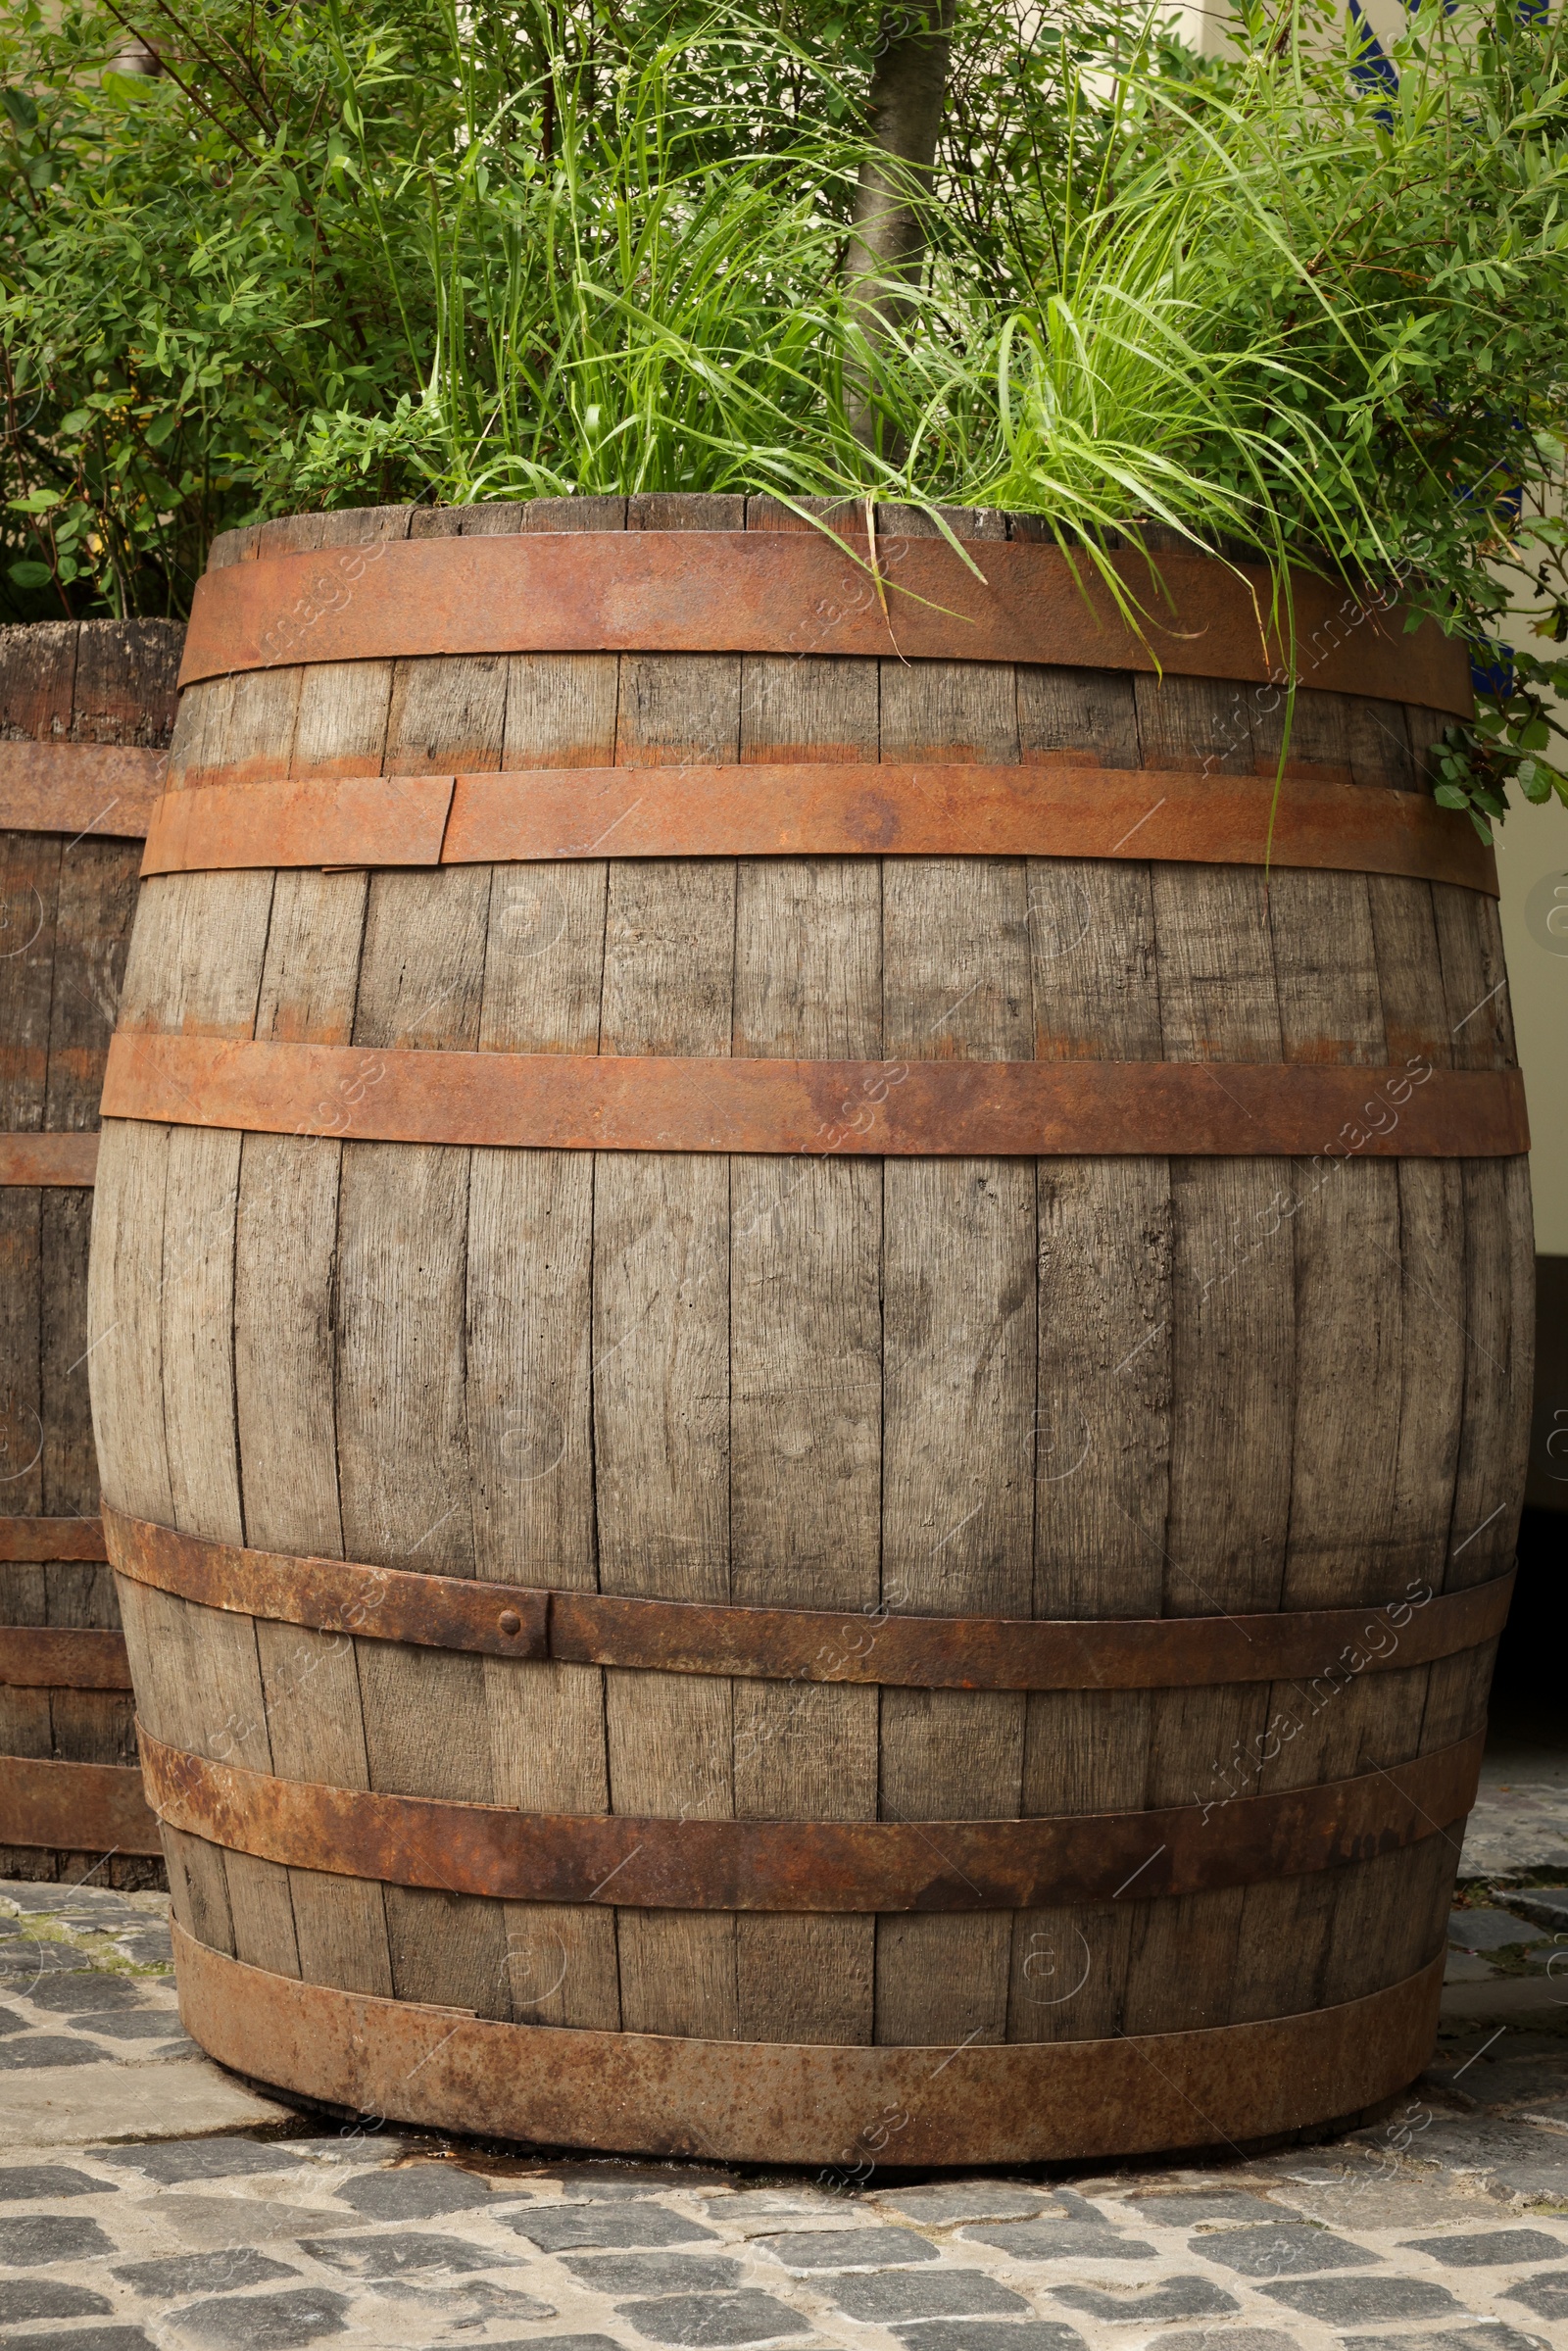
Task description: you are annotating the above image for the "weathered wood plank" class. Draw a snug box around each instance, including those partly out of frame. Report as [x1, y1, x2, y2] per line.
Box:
[1124, 788, 1295, 2033]
[476, 584, 619, 2029]
[338, 663, 504, 2014]
[597, 494, 739, 2040]
[877, 604, 1032, 2048]
[728, 503, 882, 2045]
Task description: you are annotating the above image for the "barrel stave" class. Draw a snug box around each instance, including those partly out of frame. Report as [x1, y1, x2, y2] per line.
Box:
[732, 541, 883, 2048]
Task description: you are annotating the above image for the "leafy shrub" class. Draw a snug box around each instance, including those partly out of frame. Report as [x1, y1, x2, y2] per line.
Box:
[4, 0, 1567, 825]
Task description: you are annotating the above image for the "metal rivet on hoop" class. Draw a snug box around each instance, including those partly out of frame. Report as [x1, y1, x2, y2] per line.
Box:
[498, 1610, 523, 1638]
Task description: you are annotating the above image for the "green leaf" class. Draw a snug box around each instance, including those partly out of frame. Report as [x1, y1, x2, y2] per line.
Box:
[2, 86, 39, 132]
[7, 560, 54, 588]
[1433, 782, 1470, 811]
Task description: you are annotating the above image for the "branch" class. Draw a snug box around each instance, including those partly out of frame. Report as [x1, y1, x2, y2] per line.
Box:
[843, 0, 957, 451]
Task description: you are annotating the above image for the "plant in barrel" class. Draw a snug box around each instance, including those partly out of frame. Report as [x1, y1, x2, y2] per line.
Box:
[3, 0, 1549, 2157]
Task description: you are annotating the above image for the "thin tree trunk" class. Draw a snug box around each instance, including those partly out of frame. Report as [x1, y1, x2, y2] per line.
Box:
[844, 0, 957, 451]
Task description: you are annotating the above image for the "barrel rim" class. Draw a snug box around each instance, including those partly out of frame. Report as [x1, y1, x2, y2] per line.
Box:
[168, 1921, 1446, 2163]
[177, 529, 1475, 716]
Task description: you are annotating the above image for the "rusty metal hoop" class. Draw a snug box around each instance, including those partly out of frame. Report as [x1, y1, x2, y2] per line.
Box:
[99, 1034, 1530, 1160]
[177, 532, 1474, 713]
[170, 1922, 1446, 2164]
[0, 1754, 162, 1857]
[0, 739, 163, 839]
[137, 1725, 1481, 1913]
[138, 761, 1497, 894]
[103, 1507, 1514, 1692]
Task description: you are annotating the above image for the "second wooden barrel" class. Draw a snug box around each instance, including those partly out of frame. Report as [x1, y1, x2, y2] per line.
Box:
[90, 497, 1531, 2160]
[1, 618, 179, 1888]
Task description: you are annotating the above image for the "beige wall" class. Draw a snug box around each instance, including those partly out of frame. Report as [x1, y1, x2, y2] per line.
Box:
[1496, 798, 1568, 1254]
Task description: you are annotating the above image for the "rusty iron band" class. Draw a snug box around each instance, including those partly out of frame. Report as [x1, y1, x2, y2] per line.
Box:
[0, 1627, 131, 1691]
[137, 1726, 1481, 1912]
[0, 1516, 108, 1563]
[170, 1921, 1446, 2163]
[100, 1034, 1530, 1160]
[0, 1754, 162, 1856]
[178, 533, 1473, 715]
[0, 739, 164, 840]
[103, 1508, 1514, 1693]
[0, 1133, 99, 1187]
[139, 762, 1496, 895]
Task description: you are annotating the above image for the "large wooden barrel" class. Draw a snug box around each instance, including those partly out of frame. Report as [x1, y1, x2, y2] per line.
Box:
[89, 497, 1532, 2161]
[1, 618, 180, 1887]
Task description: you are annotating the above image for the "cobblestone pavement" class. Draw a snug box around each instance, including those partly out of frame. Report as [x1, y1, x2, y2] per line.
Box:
[3, 1877, 1567, 2351]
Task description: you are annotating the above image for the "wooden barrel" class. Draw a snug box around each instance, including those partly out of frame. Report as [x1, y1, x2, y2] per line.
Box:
[89, 497, 1532, 2162]
[1, 618, 180, 1887]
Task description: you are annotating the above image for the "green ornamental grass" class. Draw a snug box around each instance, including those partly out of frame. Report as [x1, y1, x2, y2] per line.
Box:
[3, 0, 1568, 829]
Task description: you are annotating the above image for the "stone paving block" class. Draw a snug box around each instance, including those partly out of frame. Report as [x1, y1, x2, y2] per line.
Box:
[0, 2001, 29, 2033]
[4, 2062, 289, 2147]
[1194, 2222, 1382, 2276]
[760, 2228, 938, 2271]
[700, 2192, 841, 2227]
[0, 2329, 156, 2351]
[71, 2010, 192, 2040]
[614, 2288, 814, 2344]
[1257, 2275, 1464, 2321]
[0, 1936, 102, 1970]
[1444, 1950, 1503, 1984]
[565, 2252, 747, 2296]
[1342, 2329, 1550, 2351]
[1049, 2278, 1241, 2323]
[1400, 2227, 1568, 2264]
[877, 2184, 1053, 2225]
[497, 2337, 626, 2351]
[959, 2223, 1156, 2263]
[168, 2283, 353, 2346]
[330, 2162, 508, 2219]
[24, 1972, 162, 2012]
[0, 2030, 105, 2066]
[822, 2266, 1031, 2322]
[1117, 2193, 1277, 2227]
[113, 2248, 304, 2294]
[509, 2204, 722, 2251]
[1262, 2171, 1497, 2230]
[368, 2277, 559, 2323]
[1505, 1886, 1568, 1931]
[887, 2326, 1089, 2351]
[0, 2277, 114, 2322]
[1416, 2140, 1568, 2202]
[0, 2161, 104, 2199]
[557, 2164, 728, 2200]
[0, 2208, 117, 2262]
[141, 2194, 364, 2247]
[300, 2226, 529, 2276]
[1501, 2268, 1568, 2318]
[101, 2138, 309, 2182]
[1448, 1910, 1551, 1952]
[1147, 2332, 1296, 2351]
[1427, 2057, 1568, 2111]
